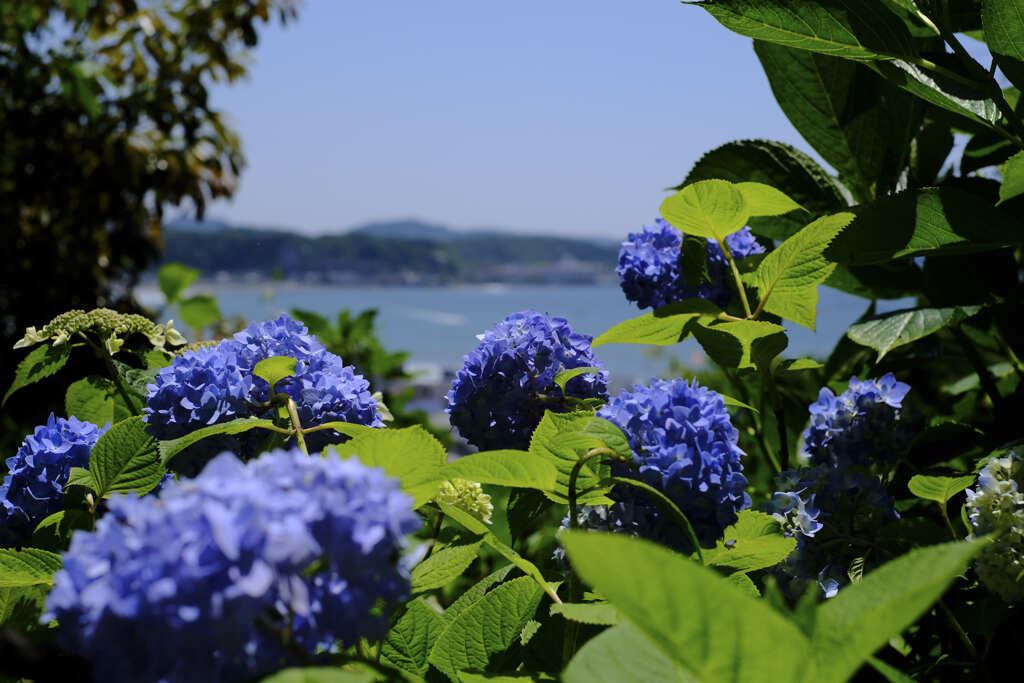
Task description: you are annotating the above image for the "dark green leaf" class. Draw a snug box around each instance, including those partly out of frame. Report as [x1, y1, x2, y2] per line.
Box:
[66, 466, 96, 490]
[157, 262, 199, 304]
[32, 509, 92, 551]
[910, 121, 954, 184]
[868, 59, 1000, 127]
[65, 375, 121, 426]
[690, 319, 788, 369]
[998, 151, 1024, 204]
[410, 541, 484, 594]
[982, 0, 1024, 90]
[89, 416, 164, 497]
[3, 343, 71, 406]
[846, 305, 982, 360]
[441, 565, 515, 625]
[381, 599, 445, 677]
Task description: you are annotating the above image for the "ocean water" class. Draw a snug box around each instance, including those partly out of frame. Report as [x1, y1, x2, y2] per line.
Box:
[145, 283, 908, 386]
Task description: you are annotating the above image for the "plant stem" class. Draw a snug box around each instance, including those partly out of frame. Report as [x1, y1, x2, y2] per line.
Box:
[568, 448, 617, 528]
[421, 510, 445, 561]
[719, 240, 753, 318]
[285, 398, 309, 455]
[82, 333, 141, 416]
[939, 599, 978, 660]
[760, 367, 786, 473]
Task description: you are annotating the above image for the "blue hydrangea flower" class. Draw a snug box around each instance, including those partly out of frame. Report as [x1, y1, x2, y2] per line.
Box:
[0, 415, 107, 547]
[44, 448, 421, 683]
[594, 378, 750, 551]
[446, 310, 608, 450]
[616, 219, 764, 310]
[145, 314, 381, 474]
[965, 452, 1024, 602]
[765, 489, 823, 539]
[801, 373, 910, 469]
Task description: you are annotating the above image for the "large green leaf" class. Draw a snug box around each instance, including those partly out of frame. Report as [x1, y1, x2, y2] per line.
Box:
[593, 299, 722, 347]
[563, 622, 698, 683]
[259, 669, 374, 683]
[65, 376, 128, 427]
[754, 41, 921, 200]
[811, 540, 982, 683]
[89, 416, 165, 497]
[3, 343, 71, 406]
[704, 510, 797, 574]
[735, 181, 803, 217]
[528, 411, 628, 505]
[381, 599, 445, 678]
[846, 305, 983, 360]
[660, 179, 749, 242]
[157, 262, 199, 304]
[689, 319, 788, 370]
[868, 60, 1001, 128]
[428, 576, 543, 680]
[746, 213, 854, 329]
[329, 426, 447, 508]
[562, 532, 812, 683]
[410, 541, 484, 594]
[692, 0, 916, 60]
[907, 474, 977, 505]
[178, 294, 221, 332]
[998, 151, 1024, 204]
[550, 601, 621, 626]
[826, 188, 1024, 265]
[982, 0, 1024, 90]
[157, 417, 279, 465]
[441, 565, 515, 625]
[441, 450, 557, 492]
[0, 548, 62, 629]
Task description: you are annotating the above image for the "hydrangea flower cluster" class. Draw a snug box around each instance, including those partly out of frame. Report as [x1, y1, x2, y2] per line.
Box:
[585, 378, 750, 552]
[15, 308, 185, 353]
[0, 415, 107, 547]
[802, 373, 911, 469]
[965, 452, 1024, 602]
[436, 478, 493, 524]
[767, 374, 910, 597]
[616, 219, 764, 310]
[145, 314, 382, 474]
[446, 310, 608, 450]
[44, 449, 421, 683]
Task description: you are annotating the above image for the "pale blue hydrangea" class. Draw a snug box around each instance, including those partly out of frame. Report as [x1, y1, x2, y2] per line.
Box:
[616, 219, 764, 310]
[965, 452, 1024, 602]
[0, 415, 107, 546]
[593, 378, 750, 551]
[145, 314, 381, 474]
[44, 449, 420, 683]
[446, 310, 608, 450]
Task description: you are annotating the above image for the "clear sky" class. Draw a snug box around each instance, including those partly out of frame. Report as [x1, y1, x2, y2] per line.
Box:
[205, 0, 810, 238]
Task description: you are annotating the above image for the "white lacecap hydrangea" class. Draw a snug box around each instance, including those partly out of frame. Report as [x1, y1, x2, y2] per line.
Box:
[965, 452, 1024, 602]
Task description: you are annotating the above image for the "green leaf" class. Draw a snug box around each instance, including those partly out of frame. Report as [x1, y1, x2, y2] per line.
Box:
[868, 59, 1000, 128]
[528, 412, 621, 505]
[811, 540, 983, 683]
[550, 601, 621, 626]
[429, 576, 544, 680]
[846, 305, 983, 360]
[754, 41, 921, 200]
[178, 294, 221, 332]
[329, 426, 446, 508]
[593, 299, 722, 347]
[735, 181, 804, 217]
[66, 466, 96, 490]
[158, 417, 279, 465]
[253, 355, 298, 391]
[942, 361, 1015, 395]
[441, 450, 557, 491]
[603, 477, 704, 560]
[65, 375, 125, 426]
[0, 548, 62, 629]
[553, 366, 603, 393]
[89, 416, 165, 497]
[728, 572, 762, 597]
[660, 179, 748, 242]
[3, 343, 71, 406]
[561, 532, 812, 682]
[438, 502, 560, 605]
[32, 509, 92, 551]
[381, 599, 445, 678]
[982, 0, 1024, 90]
[258, 669, 375, 683]
[998, 151, 1024, 205]
[910, 121, 954, 185]
[689, 319, 788, 369]
[746, 213, 854, 330]
[563, 621, 698, 683]
[680, 139, 847, 241]
[692, 0, 915, 60]
[907, 474, 977, 505]
[441, 565, 515, 625]
[867, 656, 917, 683]
[704, 510, 797, 573]
[410, 542, 484, 594]
[157, 262, 200, 304]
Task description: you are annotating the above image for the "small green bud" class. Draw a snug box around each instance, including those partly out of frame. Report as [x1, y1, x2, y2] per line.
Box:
[436, 479, 493, 524]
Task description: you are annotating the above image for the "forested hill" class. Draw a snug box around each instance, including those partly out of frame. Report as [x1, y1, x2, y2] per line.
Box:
[160, 219, 620, 285]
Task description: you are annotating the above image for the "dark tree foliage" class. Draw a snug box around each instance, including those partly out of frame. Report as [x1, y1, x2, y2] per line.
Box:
[0, 0, 296, 380]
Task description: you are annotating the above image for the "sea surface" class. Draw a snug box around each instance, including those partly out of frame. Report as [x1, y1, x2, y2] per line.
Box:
[141, 283, 911, 387]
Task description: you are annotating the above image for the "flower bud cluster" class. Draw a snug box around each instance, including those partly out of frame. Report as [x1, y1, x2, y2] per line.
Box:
[44, 449, 421, 683]
[436, 478, 493, 524]
[14, 308, 186, 353]
[616, 219, 764, 310]
[446, 310, 608, 450]
[965, 452, 1024, 602]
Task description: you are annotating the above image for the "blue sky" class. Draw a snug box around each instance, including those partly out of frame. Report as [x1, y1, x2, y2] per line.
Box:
[206, 1, 810, 238]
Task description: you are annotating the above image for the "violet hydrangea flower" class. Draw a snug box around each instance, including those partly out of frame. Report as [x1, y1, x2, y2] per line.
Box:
[446, 310, 608, 450]
[617, 219, 764, 310]
[0, 415, 107, 547]
[593, 378, 750, 551]
[44, 448, 421, 683]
